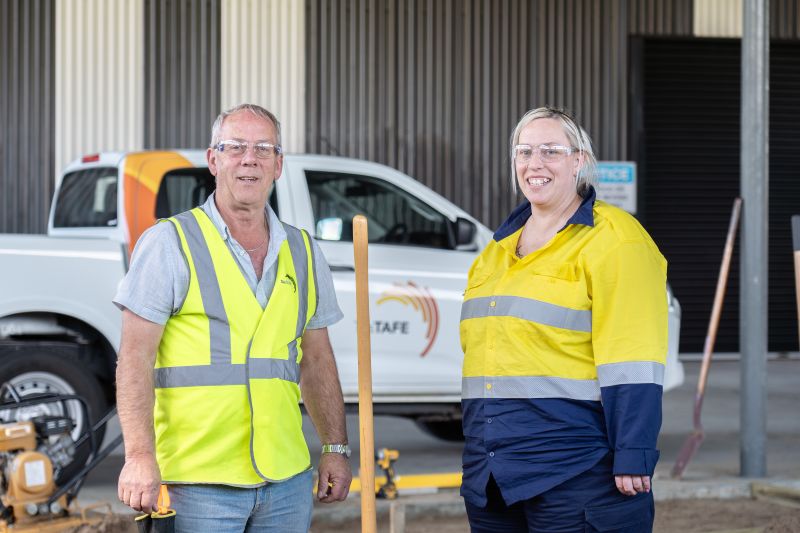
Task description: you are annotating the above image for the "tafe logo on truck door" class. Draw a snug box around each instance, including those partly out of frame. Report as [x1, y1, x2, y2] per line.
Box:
[375, 281, 439, 357]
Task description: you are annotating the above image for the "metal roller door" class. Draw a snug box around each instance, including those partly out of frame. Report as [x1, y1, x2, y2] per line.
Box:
[632, 37, 800, 353]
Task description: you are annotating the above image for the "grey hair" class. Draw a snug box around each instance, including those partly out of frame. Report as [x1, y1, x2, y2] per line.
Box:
[509, 107, 597, 196]
[210, 103, 282, 148]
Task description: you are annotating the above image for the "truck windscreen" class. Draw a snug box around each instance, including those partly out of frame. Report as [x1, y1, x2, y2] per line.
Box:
[53, 167, 118, 227]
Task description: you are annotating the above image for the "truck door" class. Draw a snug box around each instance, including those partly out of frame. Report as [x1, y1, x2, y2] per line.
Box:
[299, 170, 475, 401]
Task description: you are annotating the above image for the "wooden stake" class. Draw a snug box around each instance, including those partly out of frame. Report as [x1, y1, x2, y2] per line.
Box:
[353, 215, 376, 533]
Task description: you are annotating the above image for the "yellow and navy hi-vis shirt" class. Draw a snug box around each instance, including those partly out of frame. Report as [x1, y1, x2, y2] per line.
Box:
[459, 187, 668, 508]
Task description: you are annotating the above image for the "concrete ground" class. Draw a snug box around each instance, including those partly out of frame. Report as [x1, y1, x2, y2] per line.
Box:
[75, 358, 800, 527]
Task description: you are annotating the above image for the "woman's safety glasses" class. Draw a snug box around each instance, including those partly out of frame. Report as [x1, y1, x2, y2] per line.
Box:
[514, 144, 577, 164]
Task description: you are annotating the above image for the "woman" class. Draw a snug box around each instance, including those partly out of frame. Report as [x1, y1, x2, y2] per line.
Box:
[460, 107, 667, 532]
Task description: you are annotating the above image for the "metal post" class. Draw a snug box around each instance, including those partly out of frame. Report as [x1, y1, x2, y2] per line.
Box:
[740, 0, 769, 478]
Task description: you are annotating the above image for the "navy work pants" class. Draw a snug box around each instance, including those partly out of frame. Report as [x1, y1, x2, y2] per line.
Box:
[465, 455, 654, 532]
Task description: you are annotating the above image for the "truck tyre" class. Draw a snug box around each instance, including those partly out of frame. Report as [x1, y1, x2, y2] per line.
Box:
[414, 419, 465, 442]
[0, 349, 110, 482]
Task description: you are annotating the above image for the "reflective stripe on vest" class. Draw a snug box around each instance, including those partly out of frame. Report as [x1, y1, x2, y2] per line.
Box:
[285, 221, 310, 362]
[154, 358, 300, 387]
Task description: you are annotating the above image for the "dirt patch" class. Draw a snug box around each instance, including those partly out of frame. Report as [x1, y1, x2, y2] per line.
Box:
[655, 499, 800, 532]
[59, 513, 137, 533]
[763, 515, 800, 533]
[309, 498, 800, 533]
[48, 498, 800, 533]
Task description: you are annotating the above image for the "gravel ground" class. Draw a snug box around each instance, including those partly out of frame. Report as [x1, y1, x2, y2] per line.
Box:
[309, 498, 800, 533]
[49, 496, 800, 532]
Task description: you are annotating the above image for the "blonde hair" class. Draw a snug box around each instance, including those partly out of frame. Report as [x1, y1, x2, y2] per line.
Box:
[509, 107, 597, 195]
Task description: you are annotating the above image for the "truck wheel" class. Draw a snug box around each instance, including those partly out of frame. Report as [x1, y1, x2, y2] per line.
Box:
[414, 419, 465, 442]
[0, 350, 110, 481]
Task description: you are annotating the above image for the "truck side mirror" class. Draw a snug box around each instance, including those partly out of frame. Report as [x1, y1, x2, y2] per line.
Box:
[455, 217, 476, 249]
[316, 217, 344, 241]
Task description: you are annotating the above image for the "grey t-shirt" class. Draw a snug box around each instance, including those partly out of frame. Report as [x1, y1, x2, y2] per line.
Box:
[113, 192, 344, 329]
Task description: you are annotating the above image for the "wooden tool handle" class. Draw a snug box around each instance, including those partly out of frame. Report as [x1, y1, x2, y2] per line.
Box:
[353, 215, 376, 533]
[697, 198, 742, 399]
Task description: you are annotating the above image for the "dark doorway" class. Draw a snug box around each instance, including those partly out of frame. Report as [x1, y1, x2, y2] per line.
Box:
[632, 37, 800, 353]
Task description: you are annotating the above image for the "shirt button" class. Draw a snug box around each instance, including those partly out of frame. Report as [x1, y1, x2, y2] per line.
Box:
[486, 383, 492, 390]
[487, 418, 493, 424]
[489, 451, 495, 457]
[489, 300, 496, 307]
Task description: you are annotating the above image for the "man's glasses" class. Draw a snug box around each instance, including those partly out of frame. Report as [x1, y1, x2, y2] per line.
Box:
[514, 144, 577, 164]
[215, 140, 282, 159]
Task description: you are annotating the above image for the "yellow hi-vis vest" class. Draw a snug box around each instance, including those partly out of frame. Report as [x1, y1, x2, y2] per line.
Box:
[153, 208, 317, 485]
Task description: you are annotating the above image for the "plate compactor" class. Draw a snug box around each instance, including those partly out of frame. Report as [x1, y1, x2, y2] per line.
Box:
[0, 383, 122, 532]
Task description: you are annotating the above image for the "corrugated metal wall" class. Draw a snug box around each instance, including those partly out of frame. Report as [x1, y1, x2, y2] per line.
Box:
[4, 0, 800, 234]
[637, 37, 800, 351]
[56, 0, 144, 177]
[693, 0, 800, 39]
[305, 0, 694, 228]
[144, 0, 220, 149]
[221, 0, 306, 152]
[0, 0, 55, 234]
[694, 0, 741, 37]
[772, 0, 800, 39]
[630, 0, 693, 34]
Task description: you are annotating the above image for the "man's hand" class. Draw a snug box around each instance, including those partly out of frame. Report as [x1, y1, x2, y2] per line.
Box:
[118, 453, 162, 512]
[614, 474, 651, 496]
[116, 310, 163, 512]
[316, 453, 352, 503]
[300, 327, 351, 503]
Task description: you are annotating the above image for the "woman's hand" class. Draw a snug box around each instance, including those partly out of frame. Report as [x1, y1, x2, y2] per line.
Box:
[614, 475, 651, 496]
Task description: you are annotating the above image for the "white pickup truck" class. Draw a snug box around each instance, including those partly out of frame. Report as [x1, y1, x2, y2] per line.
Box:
[0, 150, 683, 444]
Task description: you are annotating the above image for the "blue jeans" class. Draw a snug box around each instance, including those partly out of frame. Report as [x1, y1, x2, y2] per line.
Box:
[168, 470, 313, 533]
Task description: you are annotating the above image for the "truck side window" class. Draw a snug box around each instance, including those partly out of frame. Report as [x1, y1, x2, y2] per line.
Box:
[53, 167, 119, 227]
[306, 171, 452, 249]
[155, 169, 280, 218]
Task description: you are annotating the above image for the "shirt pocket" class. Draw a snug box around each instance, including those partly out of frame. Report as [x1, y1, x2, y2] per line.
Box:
[531, 262, 580, 282]
[584, 493, 653, 532]
[528, 263, 587, 311]
[463, 262, 497, 296]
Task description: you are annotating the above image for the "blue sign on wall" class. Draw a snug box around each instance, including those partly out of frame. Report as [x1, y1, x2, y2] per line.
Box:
[596, 161, 637, 213]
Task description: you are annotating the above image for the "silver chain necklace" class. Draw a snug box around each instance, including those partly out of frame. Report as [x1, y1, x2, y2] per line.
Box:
[243, 218, 268, 253]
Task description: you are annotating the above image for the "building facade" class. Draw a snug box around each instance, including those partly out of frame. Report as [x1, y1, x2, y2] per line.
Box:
[1, 0, 799, 351]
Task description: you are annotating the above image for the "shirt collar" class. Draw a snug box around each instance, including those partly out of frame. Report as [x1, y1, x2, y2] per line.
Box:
[201, 191, 286, 252]
[493, 186, 596, 242]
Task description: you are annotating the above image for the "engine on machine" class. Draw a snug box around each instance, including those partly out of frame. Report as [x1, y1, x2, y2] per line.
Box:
[0, 414, 76, 526]
[0, 383, 120, 532]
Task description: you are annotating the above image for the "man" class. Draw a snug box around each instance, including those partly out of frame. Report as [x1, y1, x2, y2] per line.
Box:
[115, 103, 352, 532]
